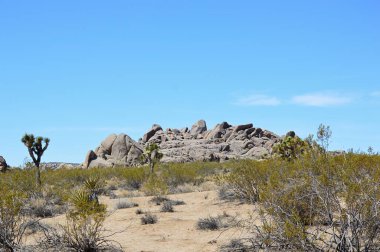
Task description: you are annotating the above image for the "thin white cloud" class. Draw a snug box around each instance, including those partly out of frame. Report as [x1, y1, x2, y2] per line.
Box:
[235, 95, 281, 106]
[291, 93, 352, 107]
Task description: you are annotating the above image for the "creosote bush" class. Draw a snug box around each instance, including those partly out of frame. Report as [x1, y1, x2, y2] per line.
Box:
[141, 213, 158, 225]
[115, 200, 138, 210]
[232, 153, 380, 251]
[149, 196, 169, 205]
[197, 213, 234, 231]
[142, 174, 168, 196]
[0, 189, 29, 251]
[160, 201, 174, 212]
[135, 209, 144, 215]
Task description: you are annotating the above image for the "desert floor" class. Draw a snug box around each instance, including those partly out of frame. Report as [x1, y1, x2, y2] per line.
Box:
[29, 190, 254, 252]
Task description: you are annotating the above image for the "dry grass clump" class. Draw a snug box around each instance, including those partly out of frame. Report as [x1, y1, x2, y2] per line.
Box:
[150, 196, 185, 207]
[197, 212, 235, 231]
[141, 213, 158, 225]
[135, 209, 144, 215]
[160, 201, 174, 212]
[114, 200, 139, 210]
[220, 239, 251, 252]
[149, 195, 170, 205]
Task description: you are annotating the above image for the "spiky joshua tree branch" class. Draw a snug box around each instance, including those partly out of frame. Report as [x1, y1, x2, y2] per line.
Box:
[21, 133, 50, 186]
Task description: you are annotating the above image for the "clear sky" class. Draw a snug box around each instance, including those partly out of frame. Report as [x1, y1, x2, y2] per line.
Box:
[1, 1, 379, 166]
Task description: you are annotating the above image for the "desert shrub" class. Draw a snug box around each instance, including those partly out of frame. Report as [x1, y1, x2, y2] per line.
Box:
[161, 201, 174, 212]
[115, 200, 138, 210]
[0, 189, 29, 251]
[169, 199, 185, 206]
[149, 196, 170, 205]
[23, 220, 50, 235]
[197, 216, 220, 230]
[40, 179, 120, 251]
[29, 198, 54, 218]
[135, 209, 144, 215]
[161, 163, 198, 187]
[218, 159, 276, 203]
[120, 167, 146, 190]
[160, 162, 225, 189]
[1, 169, 38, 198]
[245, 154, 380, 251]
[149, 196, 185, 209]
[220, 239, 251, 252]
[141, 213, 158, 225]
[170, 183, 198, 194]
[197, 213, 234, 231]
[142, 174, 168, 196]
[218, 184, 241, 202]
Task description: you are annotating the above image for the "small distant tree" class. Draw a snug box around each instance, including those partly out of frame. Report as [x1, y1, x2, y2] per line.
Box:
[21, 133, 50, 186]
[317, 123, 332, 152]
[142, 143, 163, 174]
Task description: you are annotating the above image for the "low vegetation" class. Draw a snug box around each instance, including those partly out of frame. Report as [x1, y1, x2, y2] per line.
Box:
[1, 125, 379, 251]
[217, 125, 380, 251]
[115, 200, 139, 210]
[160, 201, 174, 212]
[141, 213, 158, 225]
[197, 212, 235, 231]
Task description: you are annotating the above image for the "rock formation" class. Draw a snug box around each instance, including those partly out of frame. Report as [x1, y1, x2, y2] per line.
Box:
[83, 120, 281, 168]
[0, 156, 8, 172]
[84, 133, 144, 168]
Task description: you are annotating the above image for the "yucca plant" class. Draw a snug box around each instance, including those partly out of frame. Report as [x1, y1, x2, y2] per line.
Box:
[41, 180, 116, 251]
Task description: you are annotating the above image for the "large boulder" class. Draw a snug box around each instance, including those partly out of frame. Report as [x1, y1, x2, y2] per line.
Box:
[206, 122, 231, 140]
[190, 120, 207, 136]
[0, 156, 8, 172]
[83, 133, 143, 168]
[142, 124, 163, 143]
[234, 123, 253, 132]
[111, 134, 129, 160]
[83, 150, 97, 168]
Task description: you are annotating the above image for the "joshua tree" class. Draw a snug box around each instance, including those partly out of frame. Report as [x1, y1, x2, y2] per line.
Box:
[142, 143, 163, 174]
[21, 134, 50, 186]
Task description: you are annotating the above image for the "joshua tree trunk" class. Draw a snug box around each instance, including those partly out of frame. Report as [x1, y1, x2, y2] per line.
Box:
[35, 165, 41, 187]
[149, 161, 154, 174]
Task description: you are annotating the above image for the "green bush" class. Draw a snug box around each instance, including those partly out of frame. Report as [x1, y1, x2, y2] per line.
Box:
[234, 153, 380, 251]
[0, 189, 28, 251]
[142, 174, 168, 196]
[272, 135, 312, 161]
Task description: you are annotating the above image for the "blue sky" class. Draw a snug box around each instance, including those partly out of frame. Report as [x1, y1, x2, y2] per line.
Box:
[1, 0, 379, 166]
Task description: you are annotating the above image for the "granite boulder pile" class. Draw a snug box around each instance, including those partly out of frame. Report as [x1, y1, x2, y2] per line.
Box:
[83, 120, 280, 168]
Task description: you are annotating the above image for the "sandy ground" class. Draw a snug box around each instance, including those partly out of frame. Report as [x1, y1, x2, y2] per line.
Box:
[29, 190, 254, 252]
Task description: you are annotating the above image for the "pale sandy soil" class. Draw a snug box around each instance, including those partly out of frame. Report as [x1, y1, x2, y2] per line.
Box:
[29, 190, 255, 252]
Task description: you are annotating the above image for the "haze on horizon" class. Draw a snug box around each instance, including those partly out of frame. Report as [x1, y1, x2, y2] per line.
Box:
[1, 0, 379, 166]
